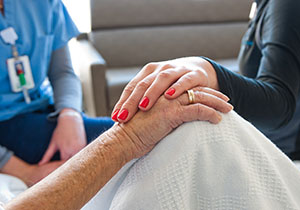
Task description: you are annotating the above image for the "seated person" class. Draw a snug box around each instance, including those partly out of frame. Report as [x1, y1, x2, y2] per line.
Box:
[3, 0, 300, 209]
[0, 0, 113, 186]
[110, 0, 300, 160]
[2, 90, 300, 210]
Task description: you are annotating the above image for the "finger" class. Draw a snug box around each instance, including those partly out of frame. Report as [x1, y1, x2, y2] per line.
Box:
[60, 151, 73, 161]
[116, 73, 158, 122]
[181, 103, 223, 124]
[111, 63, 159, 121]
[164, 70, 207, 99]
[138, 68, 190, 111]
[179, 89, 233, 113]
[111, 79, 143, 121]
[192, 87, 230, 102]
[112, 62, 177, 121]
[39, 142, 58, 165]
[194, 91, 233, 113]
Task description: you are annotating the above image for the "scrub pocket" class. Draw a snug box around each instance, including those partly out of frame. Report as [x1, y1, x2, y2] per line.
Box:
[29, 34, 54, 83]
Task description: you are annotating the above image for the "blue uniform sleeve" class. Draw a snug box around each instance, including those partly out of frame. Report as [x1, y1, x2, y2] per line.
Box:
[50, 0, 80, 51]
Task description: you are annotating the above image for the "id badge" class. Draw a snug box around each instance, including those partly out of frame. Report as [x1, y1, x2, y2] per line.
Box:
[7, 56, 35, 92]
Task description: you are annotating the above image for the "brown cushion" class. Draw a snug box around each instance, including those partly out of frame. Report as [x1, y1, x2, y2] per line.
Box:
[90, 22, 247, 68]
[91, 0, 252, 29]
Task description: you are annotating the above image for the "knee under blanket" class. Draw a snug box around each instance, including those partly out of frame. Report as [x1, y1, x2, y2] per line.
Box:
[83, 111, 300, 210]
[0, 112, 299, 209]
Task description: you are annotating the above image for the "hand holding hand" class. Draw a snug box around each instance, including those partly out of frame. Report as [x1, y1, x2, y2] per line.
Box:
[110, 87, 233, 160]
[111, 57, 220, 123]
[39, 109, 87, 165]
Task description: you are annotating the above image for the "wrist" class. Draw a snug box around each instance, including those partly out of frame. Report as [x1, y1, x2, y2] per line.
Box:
[197, 57, 220, 91]
[58, 108, 82, 122]
[100, 124, 138, 163]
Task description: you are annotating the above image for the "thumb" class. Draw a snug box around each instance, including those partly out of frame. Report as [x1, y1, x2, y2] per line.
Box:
[39, 141, 58, 166]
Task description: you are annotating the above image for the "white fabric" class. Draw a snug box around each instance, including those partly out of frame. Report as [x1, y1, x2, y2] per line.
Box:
[83, 111, 300, 210]
[0, 174, 27, 204]
[294, 161, 300, 170]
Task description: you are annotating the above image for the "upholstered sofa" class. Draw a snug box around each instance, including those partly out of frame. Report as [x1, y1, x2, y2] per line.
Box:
[71, 0, 253, 117]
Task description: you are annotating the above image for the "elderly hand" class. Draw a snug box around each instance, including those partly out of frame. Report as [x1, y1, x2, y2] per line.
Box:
[111, 57, 220, 123]
[109, 87, 233, 159]
[39, 109, 87, 165]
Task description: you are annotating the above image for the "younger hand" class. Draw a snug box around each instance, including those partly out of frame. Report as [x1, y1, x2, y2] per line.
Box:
[39, 109, 87, 165]
[111, 57, 220, 123]
[112, 87, 233, 159]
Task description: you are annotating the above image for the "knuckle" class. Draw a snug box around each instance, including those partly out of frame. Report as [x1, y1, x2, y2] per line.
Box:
[158, 71, 171, 79]
[123, 83, 136, 94]
[196, 104, 215, 120]
[196, 104, 204, 116]
[193, 86, 204, 93]
[137, 80, 151, 90]
[174, 81, 185, 91]
[124, 97, 140, 107]
[143, 62, 158, 72]
[183, 75, 195, 85]
[161, 63, 174, 70]
[195, 68, 204, 75]
[196, 92, 205, 102]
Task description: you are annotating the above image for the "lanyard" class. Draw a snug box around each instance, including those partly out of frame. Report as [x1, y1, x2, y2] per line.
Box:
[0, 27, 31, 104]
[0, 27, 19, 57]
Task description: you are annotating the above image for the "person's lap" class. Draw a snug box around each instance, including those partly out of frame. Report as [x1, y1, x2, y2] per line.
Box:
[83, 111, 300, 210]
[0, 108, 114, 164]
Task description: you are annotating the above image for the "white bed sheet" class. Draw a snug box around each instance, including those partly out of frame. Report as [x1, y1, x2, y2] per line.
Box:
[83, 112, 300, 210]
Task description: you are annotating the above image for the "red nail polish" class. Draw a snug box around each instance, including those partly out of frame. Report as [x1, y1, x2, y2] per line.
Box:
[139, 97, 149, 108]
[118, 109, 128, 121]
[112, 110, 120, 121]
[166, 88, 175, 96]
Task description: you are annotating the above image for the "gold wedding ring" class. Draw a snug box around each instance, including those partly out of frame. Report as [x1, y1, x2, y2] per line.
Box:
[187, 89, 195, 104]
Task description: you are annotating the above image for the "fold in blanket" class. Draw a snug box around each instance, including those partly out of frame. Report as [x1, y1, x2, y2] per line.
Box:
[83, 111, 300, 210]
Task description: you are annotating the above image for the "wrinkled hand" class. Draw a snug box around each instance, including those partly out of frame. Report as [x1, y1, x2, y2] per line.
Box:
[110, 87, 233, 159]
[111, 57, 219, 123]
[39, 109, 87, 165]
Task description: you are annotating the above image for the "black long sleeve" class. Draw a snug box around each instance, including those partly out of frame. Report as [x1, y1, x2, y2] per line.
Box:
[206, 0, 300, 132]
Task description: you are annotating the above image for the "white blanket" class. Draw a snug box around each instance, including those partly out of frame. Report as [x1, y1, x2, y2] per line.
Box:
[0, 174, 27, 204]
[83, 111, 300, 210]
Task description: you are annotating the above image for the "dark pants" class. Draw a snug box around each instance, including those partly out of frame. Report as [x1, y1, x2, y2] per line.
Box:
[0, 108, 114, 164]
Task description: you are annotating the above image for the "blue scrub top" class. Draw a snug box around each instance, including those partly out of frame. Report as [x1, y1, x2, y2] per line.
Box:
[0, 0, 79, 121]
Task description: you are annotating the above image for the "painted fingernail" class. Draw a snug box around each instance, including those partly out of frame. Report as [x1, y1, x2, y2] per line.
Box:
[111, 109, 120, 121]
[118, 109, 129, 121]
[139, 96, 149, 108]
[166, 88, 175, 96]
